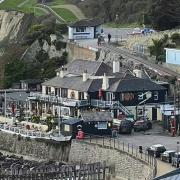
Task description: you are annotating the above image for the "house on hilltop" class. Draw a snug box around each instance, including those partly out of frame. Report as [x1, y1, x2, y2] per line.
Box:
[68, 19, 103, 40]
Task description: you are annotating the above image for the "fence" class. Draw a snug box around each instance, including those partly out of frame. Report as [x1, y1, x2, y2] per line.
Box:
[0, 124, 71, 142]
[77, 135, 157, 180]
[0, 162, 110, 180]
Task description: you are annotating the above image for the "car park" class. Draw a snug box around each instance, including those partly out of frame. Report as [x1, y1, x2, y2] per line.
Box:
[172, 152, 180, 167]
[147, 144, 166, 157]
[160, 150, 176, 163]
[134, 118, 152, 132]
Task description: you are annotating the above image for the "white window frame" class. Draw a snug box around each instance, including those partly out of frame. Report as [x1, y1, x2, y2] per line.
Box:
[154, 91, 159, 101]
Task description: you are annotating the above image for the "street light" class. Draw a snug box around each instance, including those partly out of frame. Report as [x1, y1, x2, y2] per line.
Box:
[115, 14, 119, 43]
[56, 95, 61, 136]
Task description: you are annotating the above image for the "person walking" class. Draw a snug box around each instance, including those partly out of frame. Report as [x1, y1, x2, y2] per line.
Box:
[108, 33, 111, 44]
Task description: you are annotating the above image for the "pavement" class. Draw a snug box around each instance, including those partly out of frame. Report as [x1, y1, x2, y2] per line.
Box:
[75, 27, 133, 49]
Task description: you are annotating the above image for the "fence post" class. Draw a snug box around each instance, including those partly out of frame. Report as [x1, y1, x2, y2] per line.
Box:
[103, 137, 104, 147]
[132, 145, 133, 155]
[113, 138, 115, 148]
[123, 142, 124, 151]
[128, 143, 129, 152]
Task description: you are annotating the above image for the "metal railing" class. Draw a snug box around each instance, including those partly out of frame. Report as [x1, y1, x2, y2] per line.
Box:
[29, 92, 89, 107]
[77, 136, 157, 180]
[0, 124, 71, 142]
[91, 99, 132, 115]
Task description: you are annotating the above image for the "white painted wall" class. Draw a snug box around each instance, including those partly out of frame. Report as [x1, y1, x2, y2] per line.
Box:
[165, 48, 180, 65]
[42, 86, 46, 94]
[68, 26, 94, 40]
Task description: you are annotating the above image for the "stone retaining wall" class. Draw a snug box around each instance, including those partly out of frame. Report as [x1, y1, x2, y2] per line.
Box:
[69, 141, 151, 180]
[0, 131, 71, 162]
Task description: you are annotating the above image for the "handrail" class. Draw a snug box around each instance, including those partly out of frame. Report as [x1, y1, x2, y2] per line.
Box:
[76, 135, 157, 180]
[0, 124, 71, 141]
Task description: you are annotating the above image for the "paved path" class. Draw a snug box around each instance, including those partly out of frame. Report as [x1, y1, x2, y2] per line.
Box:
[157, 160, 175, 177]
[51, 4, 85, 20]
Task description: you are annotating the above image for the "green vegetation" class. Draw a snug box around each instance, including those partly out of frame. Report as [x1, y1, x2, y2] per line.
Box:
[149, 33, 180, 63]
[52, 7, 78, 22]
[0, 0, 24, 9]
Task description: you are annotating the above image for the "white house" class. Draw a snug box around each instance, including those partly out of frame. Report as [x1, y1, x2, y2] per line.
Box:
[68, 19, 103, 40]
[165, 48, 180, 65]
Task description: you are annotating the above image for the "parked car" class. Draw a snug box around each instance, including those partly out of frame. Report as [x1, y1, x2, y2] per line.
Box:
[134, 119, 152, 132]
[147, 144, 166, 157]
[113, 119, 133, 134]
[172, 152, 180, 167]
[160, 150, 176, 163]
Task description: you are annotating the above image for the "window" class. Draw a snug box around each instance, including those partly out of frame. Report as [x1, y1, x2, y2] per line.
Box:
[64, 124, 70, 132]
[45, 87, 51, 95]
[78, 92, 84, 100]
[138, 92, 143, 100]
[97, 122, 107, 129]
[76, 27, 86, 32]
[61, 88, 68, 98]
[154, 91, 158, 100]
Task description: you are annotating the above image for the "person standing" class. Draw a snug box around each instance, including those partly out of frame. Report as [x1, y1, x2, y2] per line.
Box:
[108, 33, 112, 44]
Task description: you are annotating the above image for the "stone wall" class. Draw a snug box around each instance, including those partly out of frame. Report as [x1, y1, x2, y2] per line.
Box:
[66, 42, 97, 61]
[69, 141, 151, 180]
[0, 131, 71, 162]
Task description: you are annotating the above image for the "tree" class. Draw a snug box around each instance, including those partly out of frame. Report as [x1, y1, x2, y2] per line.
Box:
[148, 0, 180, 30]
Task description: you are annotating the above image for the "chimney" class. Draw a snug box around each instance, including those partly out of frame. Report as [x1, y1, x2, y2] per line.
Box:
[113, 61, 120, 73]
[83, 70, 88, 82]
[102, 73, 109, 90]
[133, 69, 143, 78]
[60, 67, 66, 78]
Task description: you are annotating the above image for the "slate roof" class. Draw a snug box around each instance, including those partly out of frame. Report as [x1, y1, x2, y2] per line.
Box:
[107, 78, 166, 92]
[56, 59, 113, 76]
[81, 111, 113, 122]
[43, 75, 166, 93]
[69, 19, 103, 27]
[42, 76, 93, 92]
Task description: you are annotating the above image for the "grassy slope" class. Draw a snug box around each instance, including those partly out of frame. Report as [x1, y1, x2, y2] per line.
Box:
[52, 7, 78, 22]
[0, 0, 78, 20]
[0, 0, 46, 16]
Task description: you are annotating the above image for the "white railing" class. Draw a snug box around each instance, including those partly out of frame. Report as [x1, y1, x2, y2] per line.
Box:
[29, 92, 89, 107]
[91, 99, 132, 115]
[0, 124, 71, 142]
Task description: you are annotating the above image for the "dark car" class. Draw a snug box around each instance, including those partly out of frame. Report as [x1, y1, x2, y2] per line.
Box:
[147, 144, 166, 158]
[113, 119, 132, 134]
[134, 119, 152, 132]
[160, 150, 176, 163]
[119, 120, 133, 134]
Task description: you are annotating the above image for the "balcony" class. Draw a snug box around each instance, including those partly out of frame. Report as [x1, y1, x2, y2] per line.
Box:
[90, 99, 132, 115]
[28, 92, 89, 107]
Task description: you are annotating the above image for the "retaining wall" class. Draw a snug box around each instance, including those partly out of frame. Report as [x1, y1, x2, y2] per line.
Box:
[0, 131, 71, 162]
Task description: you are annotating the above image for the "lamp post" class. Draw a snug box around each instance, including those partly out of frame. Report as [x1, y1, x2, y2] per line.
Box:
[56, 95, 61, 136]
[115, 14, 119, 43]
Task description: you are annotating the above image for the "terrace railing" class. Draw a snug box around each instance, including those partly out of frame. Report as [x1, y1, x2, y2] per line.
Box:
[29, 92, 89, 107]
[0, 124, 71, 142]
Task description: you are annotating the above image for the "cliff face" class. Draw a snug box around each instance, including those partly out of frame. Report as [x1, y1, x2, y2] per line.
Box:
[0, 10, 34, 43]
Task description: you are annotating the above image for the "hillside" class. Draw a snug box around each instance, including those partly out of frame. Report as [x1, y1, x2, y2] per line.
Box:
[70, 0, 150, 24]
